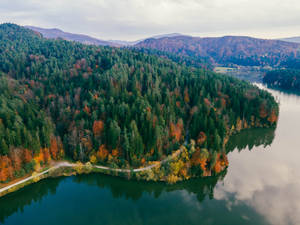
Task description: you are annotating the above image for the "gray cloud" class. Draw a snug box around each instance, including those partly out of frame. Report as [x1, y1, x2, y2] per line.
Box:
[1, 0, 300, 40]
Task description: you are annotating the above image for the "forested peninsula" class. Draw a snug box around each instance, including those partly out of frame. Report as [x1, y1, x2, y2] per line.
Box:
[263, 69, 300, 92]
[0, 24, 278, 187]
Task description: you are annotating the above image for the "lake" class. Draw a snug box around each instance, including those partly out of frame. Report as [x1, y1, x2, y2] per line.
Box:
[1, 86, 299, 225]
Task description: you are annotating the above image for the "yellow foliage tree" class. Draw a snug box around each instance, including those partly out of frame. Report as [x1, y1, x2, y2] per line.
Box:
[167, 174, 179, 184]
[89, 155, 97, 164]
[34, 161, 41, 172]
[32, 172, 41, 183]
[169, 160, 184, 176]
[85, 162, 93, 173]
[74, 162, 84, 174]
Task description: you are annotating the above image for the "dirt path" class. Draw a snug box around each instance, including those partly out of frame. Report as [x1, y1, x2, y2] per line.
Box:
[0, 148, 183, 195]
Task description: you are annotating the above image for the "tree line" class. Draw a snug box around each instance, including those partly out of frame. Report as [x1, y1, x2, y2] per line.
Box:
[263, 69, 300, 91]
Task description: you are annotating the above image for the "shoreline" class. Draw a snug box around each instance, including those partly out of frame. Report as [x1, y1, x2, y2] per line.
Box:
[0, 148, 184, 198]
[0, 123, 277, 199]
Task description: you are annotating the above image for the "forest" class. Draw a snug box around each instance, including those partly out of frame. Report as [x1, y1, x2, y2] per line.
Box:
[0, 23, 278, 183]
[136, 35, 300, 67]
[263, 69, 300, 91]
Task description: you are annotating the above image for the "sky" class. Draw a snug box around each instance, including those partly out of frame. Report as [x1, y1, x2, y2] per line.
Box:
[1, 0, 300, 41]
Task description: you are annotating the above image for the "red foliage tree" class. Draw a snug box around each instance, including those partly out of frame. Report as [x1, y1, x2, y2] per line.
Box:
[50, 137, 58, 160]
[43, 148, 51, 163]
[24, 149, 33, 163]
[268, 109, 278, 124]
[10, 149, 22, 171]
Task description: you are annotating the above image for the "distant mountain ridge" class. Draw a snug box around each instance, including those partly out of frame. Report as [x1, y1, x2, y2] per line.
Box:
[136, 35, 300, 67]
[280, 37, 300, 43]
[26, 25, 300, 68]
[109, 33, 184, 46]
[25, 26, 117, 46]
[26, 26, 184, 47]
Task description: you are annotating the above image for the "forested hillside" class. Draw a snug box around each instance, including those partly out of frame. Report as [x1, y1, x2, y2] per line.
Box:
[134, 48, 212, 70]
[136, 35, 300, 67]
[0, 77, 63, 182]
[263, 69, 300, 91]
[0, 24, 278, 183]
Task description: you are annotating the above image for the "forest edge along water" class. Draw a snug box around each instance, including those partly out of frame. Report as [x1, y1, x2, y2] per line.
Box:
[0, 82, 279, 197]
[1, 85, 299, 225]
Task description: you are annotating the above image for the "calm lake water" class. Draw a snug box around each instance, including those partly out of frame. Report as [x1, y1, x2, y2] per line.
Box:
[1, 86, 300, 225]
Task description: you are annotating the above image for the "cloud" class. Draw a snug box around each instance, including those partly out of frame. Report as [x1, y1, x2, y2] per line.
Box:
[215, 149, 300, 225]
[213, 88, 300, 225]
[1, 0, 300, 41]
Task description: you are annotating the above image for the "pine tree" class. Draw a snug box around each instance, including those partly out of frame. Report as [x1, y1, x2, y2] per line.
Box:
[122, 128, 130, 161]
[107, 120, 121, 149]
[0, 139, 9, 155]
[130, 120, 144, 158]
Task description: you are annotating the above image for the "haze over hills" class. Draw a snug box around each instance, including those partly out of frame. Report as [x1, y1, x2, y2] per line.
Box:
[26, 26, 184, 46]
[279, 37, 300, 44]
[25, 26, 117, 46]
[109, 33, 184, 46]
[136, 35, 300, 67]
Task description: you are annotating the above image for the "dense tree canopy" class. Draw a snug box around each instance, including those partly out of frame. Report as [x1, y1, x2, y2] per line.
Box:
[0, 76, 58, 182]
[0, 23, 278, 183]
[263, 69, 300, 91]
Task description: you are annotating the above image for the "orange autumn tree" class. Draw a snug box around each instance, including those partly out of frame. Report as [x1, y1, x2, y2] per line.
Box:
[214, 156, 222, 173]
[111, 148, 119, 157]
[213, 153, 229, 173]
[43, 148, 51, 164]
[50, 137, 59, 160]
[0, 148, 36, 183]
[33, 149, 48, 171]
[93, 120, 104, 136]
[24, 149, 33, 163]
[0, 156, 14, 182]
[34, 151, 44, 164]
[170, 119, 184, 142]
[0, 168, 8, 182]
[191, 148, 209, 171]
[268, 109, 278, 124]
[97, 145, 109, 161]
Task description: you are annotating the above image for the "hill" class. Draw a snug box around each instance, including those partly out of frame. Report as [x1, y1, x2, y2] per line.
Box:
[0, 23, 278, 183]
[26, 26, 116, 46]
[136, 35, 300, 67]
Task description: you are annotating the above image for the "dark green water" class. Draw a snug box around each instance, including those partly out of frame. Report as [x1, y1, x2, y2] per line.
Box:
[1, 86, 300, 225]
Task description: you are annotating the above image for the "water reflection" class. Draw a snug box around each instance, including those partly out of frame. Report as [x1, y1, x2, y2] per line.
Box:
[216, 87, 300, 225]
[0, 178, 62, 223]
[226, 127, 275, 153]
[73, 171, 226, 202]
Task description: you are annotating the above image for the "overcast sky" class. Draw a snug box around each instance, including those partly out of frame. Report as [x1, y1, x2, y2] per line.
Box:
[1, 0, 300, 41]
